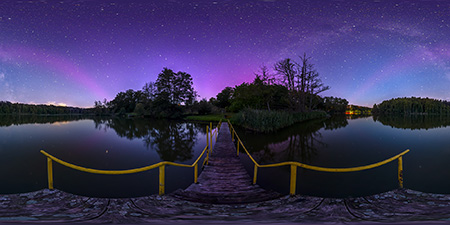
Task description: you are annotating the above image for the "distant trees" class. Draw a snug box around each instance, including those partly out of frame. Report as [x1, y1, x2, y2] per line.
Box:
[320, 97, 349, 114]
[227, 75, 290, 112]
[372, 97, 450, 115]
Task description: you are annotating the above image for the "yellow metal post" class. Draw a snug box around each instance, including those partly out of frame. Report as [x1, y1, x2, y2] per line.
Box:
[290, 165, 297, 195]
[210, 122, 213, 151]
[47, 157, 54, 190]
[232, 129, 234, 142]
[398, 156, 403, 188]
[237, 140, 240, 156]
[206, 126, 209, 149]
[194, 163, 198, 183]
[206, 126, 210, 165]
[159, 165, 165, 195]
[253, 164, 258, 184]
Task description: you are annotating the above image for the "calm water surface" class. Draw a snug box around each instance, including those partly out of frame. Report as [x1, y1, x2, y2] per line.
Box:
[1, 115, 450, 198]
[0, 116, 214, 197]
[237, 115, 450, 197]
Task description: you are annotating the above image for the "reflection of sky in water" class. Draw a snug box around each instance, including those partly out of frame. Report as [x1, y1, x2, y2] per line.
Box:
[0, 118, 210, 197]
[238, 116, 450, 197]
[3, 116, 450, 198]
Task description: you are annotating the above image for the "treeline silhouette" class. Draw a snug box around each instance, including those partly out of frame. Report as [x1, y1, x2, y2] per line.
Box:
[373, 97, 450, 115]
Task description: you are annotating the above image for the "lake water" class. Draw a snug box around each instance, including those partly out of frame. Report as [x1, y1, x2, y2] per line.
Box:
[1, 115, 450, 198]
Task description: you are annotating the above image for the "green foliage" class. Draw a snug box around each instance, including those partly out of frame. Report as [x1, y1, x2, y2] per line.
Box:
[346, 105, 372, 115]
[151, 97, 182, 119]
[108, 89, 145, 114]
[197, 99, 212, 115]
[228, 76, 290, 112]
[133, 103, 145, 116]
[185, 114, 225, 122]
[372, 97, 450, 115]
[231, 108, 327, 132]
[155, 68, 196, 106]
[104, 67, 197, 119]
[319, 96, 349, 114]
[215, 86, 233, 109]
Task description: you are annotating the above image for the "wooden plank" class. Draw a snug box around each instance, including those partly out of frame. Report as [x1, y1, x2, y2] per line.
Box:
[171, 122, 281, 204]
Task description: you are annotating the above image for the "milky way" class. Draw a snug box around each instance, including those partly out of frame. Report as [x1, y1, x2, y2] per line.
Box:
[0, 0, 449, 107]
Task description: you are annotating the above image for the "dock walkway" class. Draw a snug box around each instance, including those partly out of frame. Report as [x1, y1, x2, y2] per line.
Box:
[171, 122, 281, 204]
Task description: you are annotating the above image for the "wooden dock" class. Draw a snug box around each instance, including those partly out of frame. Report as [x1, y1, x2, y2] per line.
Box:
[171, 122, 281, 204]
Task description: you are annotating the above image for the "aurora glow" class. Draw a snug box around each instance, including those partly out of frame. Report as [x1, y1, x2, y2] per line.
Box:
[0, 0, 449, 107]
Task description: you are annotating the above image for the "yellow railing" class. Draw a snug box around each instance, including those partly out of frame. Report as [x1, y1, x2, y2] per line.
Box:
[41, 120, 222, 196]
[227, 120, 410, 195]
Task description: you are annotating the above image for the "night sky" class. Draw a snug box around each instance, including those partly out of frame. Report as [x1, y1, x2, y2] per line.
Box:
[1, 0, 449, 108]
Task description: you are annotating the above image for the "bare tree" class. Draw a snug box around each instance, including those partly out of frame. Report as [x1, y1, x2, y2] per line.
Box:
[274, 58, 296, 91]
[273, 53, 330, 111]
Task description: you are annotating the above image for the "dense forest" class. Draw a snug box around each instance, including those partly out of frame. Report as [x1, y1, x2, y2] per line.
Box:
[372, 97, 450, 115]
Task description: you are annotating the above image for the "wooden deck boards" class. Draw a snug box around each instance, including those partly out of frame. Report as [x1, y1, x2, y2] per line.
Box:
[171, 122, 281, 204]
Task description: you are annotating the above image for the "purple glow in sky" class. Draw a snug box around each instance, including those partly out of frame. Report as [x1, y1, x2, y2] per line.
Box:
[1, 0, 449, 107]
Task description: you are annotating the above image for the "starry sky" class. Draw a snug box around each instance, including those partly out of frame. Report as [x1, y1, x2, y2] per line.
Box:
[0, 0, 449, 108]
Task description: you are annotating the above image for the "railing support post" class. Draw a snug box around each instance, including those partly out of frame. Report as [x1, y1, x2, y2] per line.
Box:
[194, 163, 198, 184]
[290, 165, 297, 196]
[232, 129, 234, 142]
[237, 140, 240, 156]
[47, 157, 54, 190]
[398, 156, 403, 188]
[206, 126, 209, 150]
[206, 126, 210, 165]
[159, 165, 165, 195]
[210, 122, 213, 151]
[253, 165, 258, 184]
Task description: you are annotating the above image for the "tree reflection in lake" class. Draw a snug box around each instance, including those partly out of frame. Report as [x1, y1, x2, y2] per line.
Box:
[0, 115, 87, 127]
[374, 114, 450, 130]
[93, 118, 203, 162]
[237, 116, 349, 164]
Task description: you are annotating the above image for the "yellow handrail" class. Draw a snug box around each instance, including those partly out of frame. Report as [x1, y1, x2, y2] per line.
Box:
[41, 120, 222, 196]
[227, 120, 409, 195]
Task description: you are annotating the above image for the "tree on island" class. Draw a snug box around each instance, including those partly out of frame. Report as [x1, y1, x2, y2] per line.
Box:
[216, 53, 340, 114]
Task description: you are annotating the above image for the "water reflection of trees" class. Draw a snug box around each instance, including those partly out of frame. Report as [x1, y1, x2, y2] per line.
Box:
[0, 115, 87, 127]
[240, 116, 348, 164]
[93, 118, 202, 162]
[373, 114, 450, 130]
